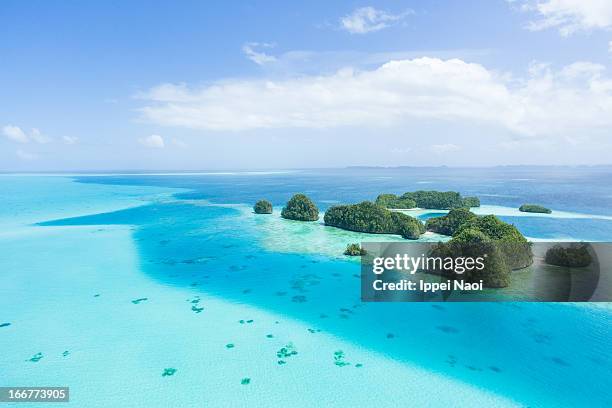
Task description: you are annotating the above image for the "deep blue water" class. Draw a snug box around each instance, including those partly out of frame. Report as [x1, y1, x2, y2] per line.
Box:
[76, 166, 612, 241]
[36, 167, 612, 407]
[75, 166, 612, 214]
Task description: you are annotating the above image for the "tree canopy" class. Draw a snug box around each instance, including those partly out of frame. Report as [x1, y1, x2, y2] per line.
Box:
[324, 201, 425, 239]
[401, 191, 463, 209]
[375, 194, 417, 209]
[545, 244, 592, 267]
[425, 208, 477, 235]
[376, 190, 480, 210]
[454, 214, 532, 270]
[461, 196, 481, 208]
[344, 243, 366, 256]
[519, 204, 552, 214]
[254, 199, 273, 214]
[281, 194, 319, 221]
[430, 228, 511, 288]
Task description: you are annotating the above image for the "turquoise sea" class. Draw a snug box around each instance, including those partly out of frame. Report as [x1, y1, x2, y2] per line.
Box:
[1, 167, 612, 407]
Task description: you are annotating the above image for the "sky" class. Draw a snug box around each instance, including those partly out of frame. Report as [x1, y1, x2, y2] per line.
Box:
[2, 0, 612, 171]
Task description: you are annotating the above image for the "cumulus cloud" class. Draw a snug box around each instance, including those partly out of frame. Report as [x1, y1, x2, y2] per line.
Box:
[2, 125, 54, 144]
[516, 0, 612, 35]
[137, 57, 612, 138]
[242, 42, 277, 65]
[30, 128, 52, 144]
[138, 134, 165, 148]
[62, 135, 78, 145]
[2, 125, 29, 143]
[340, 6, 412, 34]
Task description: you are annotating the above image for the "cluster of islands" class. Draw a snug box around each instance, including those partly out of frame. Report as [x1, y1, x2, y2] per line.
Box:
[253, 191, 588, 289]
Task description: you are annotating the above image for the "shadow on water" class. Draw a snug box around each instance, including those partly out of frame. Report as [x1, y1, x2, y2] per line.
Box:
[38, 199, 612, 407]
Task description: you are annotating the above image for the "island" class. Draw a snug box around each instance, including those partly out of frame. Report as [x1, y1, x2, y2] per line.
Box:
[429, 228, 513, 287]
[376, 190, 480, 210]
[519, 204, 552, 214]
[254, 199, 273, 214]
[456, 214, 532, 270]
[545, 244, 592, 267]
[281, 194, 319, 221]
[374, 194, 417, 209]
[461, 196, 480, 208]
[344, 243, 366, 256]
[425, 210, 533, 287]
[324, 201, 425, 239]
[425, 208, 476, 236]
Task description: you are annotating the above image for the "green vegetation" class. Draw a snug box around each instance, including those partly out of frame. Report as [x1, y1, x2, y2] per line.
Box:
[401, 191, 463, 209]
[281, 194, 319, 221]
[430, 228, 511, 288]
[376, 190, 480, 210]
[455, 214, 532, 270]
[426, 210, 532, 287]
[461, 196, 481, 208]
[253, 199, 273, 214]
[545, 244, 592, 267]
[324, 201, 424, 239]
[425, 208, 477, 235]
[519, 204, 552, 214]
[375, 194, 417, 209]
[344, 243, 366, 256]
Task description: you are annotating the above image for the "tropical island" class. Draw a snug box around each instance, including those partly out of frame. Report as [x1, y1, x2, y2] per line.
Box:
[374, 194, 417, 209]
[281, 194, 319, 221]
[376, 190, 480, 209]
[426, 209, 532, 268]
[344, 243, 366, 256]
[425, 208, 533, 287]
[519, 204, 552, 214]
[254, 199, 273, 214]
[425, 207, 476, 236]
[545, 244, 592, 267]
[461, 196, 481, 208]
[274, 191, 532, 288]
[324, 201, 425, 239]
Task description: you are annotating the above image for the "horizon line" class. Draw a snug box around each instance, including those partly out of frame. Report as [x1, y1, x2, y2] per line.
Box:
[2, 163, 612, 176]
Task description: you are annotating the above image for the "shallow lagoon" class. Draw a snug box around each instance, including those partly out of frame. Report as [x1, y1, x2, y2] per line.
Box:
[1, 168, 612, 407]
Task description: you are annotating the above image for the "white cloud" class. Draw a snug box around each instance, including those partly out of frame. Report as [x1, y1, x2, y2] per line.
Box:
[516, 0, 612, 35]
[138, 134, 165, 148]
[16, 149, 37, 160]
[3, 125, 29, 143]
[30, 128, 52, 144]
[62, 135, 78, 145]
[431, 144, 461, 154]
[242, 42, 277, 65]
[138, 57, 612, 138]
[340, 6, 412, 34]
[2, 125, 54, 144]
[609, 40, 612, 53]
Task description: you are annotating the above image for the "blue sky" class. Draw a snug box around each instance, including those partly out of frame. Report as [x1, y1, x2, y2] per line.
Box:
[2, 0, 612, 171]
